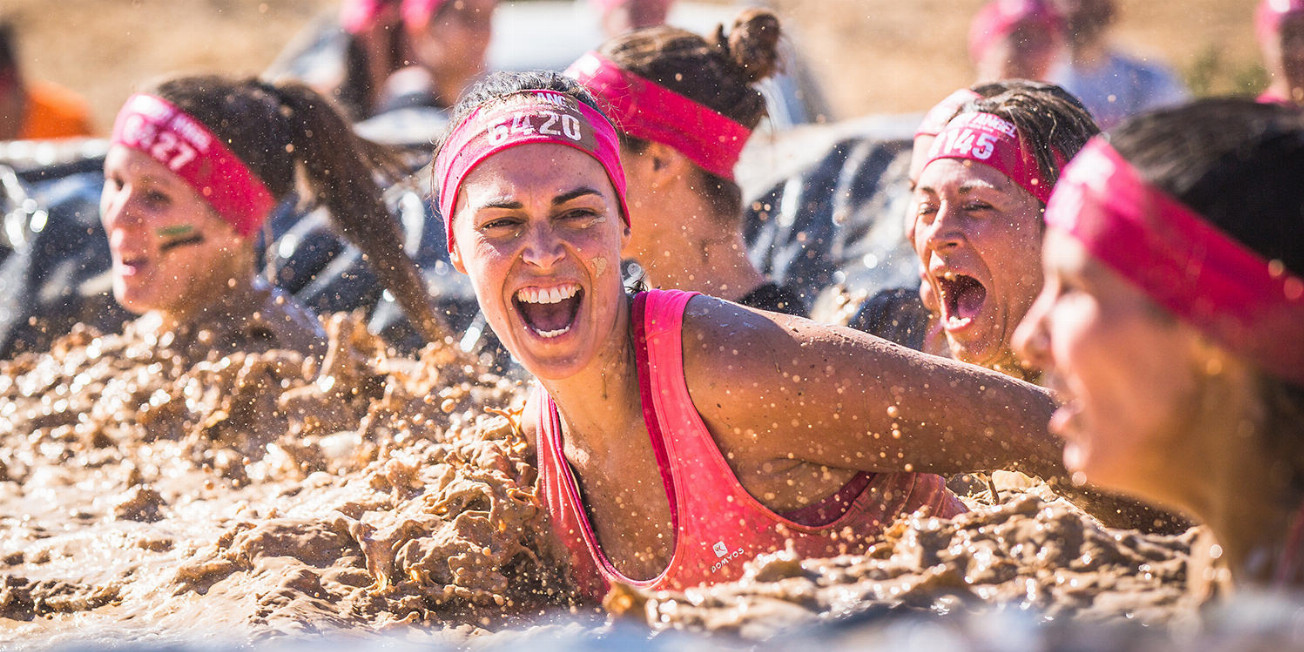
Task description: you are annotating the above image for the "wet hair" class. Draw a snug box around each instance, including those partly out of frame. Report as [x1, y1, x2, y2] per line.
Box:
[439, 70, 603, 143]
[1108, 98, 1304, 489]
[145, 75, 443, 342]
[596, 8, 783, 223]
[964, 81, 1100, 196]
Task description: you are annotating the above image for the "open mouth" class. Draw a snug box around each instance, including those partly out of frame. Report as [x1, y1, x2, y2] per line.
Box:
[513, 283, 583, 339]
[116, 255, 149, 277]
[934, 272, 987, 331]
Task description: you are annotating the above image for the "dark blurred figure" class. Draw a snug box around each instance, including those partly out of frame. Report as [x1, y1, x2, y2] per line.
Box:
[969, 0, 1066, 83]
[1050, 0, 1187, 129]
[0, 21, 93, 140]
[592, 0, 675, 38]
[332, 0, 495, 118]
[1257, 0, 1304, 105]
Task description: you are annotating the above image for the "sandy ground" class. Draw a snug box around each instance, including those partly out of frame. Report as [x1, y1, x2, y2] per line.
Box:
[2, 0, 1266, 131]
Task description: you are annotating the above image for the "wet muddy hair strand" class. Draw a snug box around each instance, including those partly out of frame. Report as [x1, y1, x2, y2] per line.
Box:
[148, 75, 450, 344]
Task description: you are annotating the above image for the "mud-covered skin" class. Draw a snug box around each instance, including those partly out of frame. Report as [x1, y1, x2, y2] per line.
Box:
[0, 313, 575, 645]
[609, 485, 1196, 640]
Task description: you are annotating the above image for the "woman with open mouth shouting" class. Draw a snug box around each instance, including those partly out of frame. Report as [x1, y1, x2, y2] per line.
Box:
[434, 70, 1085, 598]
[1014, 99, 1304, 591]
[912, 87, 1097, 380]
[101, 75, 442, 358]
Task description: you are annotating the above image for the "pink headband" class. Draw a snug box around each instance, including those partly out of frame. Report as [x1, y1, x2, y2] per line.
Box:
[433, 90, 630, 253]
[1047, 138, 1304, 385]
[916, 89, 982, 138]
[340, 0, 400, 34]
[969, 0, 1064, 63]
[589, 0, 673, 11]
[111, 94, 276, 238]
[402, 0, 451, 29]
[566, 51, 751, 181]
[923, 111, 1057, 204]
[1257, 0, 1304, 43]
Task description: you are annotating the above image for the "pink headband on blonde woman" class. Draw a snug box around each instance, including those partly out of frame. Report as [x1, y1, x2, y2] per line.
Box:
[915, 89, 982, 139]
[1046, 138, 1304, 385]
[433, 90, 630, 252]
[111, 94, 276, 238]
[923, 111, 1058, 204]
[566, 51, 752, 180]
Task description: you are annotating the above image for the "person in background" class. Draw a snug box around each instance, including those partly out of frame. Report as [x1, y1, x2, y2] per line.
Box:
[911, 87, 1098, 381]
[335, 0, 404, 119]
[381, 0, 496, 114]
[1050, 0, 1188, 129]
[851, 82, 1095, 364]
[0, 21, 93, 140]
[330, 0, 495, 119]
[1014, 99, 1304, 591]
[591, 0, 674, 38]
[1256, 0, 1304, 106]
[101, 75, 439, 357]
[969, 0, 1066, 84]
[568, 9, 805, 315]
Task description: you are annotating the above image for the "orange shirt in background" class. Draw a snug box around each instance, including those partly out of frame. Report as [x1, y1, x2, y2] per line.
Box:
[19, 80, 94, 140]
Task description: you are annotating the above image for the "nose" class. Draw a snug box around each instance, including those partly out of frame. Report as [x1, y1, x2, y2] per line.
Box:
[521, 222, 565, 270]
[921, 201, 964, 255]
[1012, 289, 1052, 372]
[100, 183, 144, 233]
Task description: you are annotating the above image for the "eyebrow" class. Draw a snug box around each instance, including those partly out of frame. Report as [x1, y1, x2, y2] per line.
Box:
[552, 187, 603, 206]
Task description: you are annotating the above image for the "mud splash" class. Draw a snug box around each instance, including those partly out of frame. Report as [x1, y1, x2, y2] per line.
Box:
[0, 311, 1213, 648]
[606, 481, 1195, 641]
[0, 313, 574, 647]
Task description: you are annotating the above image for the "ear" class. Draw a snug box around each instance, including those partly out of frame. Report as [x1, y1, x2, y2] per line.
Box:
[449, 238, 467, 274]
[643, 141, 692, 190]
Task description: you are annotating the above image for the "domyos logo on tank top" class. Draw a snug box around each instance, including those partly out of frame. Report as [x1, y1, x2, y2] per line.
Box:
[710, 540, 746, 574]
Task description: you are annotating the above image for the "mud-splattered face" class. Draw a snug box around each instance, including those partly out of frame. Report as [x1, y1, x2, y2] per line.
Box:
[100, 145, 247, 318]
[913, 158, 1044, 372]
[449, 143, 629, 380]
[1014, 230, 1205, 498]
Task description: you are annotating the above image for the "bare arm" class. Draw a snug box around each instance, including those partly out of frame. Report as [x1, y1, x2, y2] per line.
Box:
[681, 296, 1064, 480]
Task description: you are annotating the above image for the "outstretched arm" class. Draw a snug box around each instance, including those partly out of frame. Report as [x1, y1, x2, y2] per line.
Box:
[682, 296, 1064, 480]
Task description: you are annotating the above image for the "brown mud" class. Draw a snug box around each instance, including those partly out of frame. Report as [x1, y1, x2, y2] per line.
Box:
[0, 313, 575, 647]
[0, 310, 1207, 647]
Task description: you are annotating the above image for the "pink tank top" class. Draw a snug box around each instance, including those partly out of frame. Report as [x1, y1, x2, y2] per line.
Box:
[534, 289, 966, 598]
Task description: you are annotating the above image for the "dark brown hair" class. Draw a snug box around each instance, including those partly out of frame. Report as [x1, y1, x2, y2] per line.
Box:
[597, 8, 783, 222]
[966, 82, 1101, 195]
[147, 75, 447, 343]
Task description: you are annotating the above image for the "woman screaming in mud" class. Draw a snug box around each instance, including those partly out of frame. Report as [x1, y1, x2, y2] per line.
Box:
[101, 75, 443, 358]
[433, 71, 1072, 600]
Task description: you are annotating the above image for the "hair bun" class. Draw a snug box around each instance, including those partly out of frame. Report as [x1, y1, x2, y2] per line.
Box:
[718, 8, 782, 85]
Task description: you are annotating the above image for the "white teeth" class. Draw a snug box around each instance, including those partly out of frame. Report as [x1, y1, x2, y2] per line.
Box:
[533, 324, 573, 339]
[515, 284, 579, 305]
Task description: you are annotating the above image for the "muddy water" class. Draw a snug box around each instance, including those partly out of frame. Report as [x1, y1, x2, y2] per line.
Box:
[0, 313, 576, 647]
[0, 313, 1208, 648]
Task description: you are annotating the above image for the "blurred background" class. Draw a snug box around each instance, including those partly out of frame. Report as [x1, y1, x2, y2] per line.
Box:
[1, 0, 1263, 132]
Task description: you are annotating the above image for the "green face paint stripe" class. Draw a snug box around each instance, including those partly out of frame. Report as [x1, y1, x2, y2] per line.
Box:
[156, 225, 196, 238]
